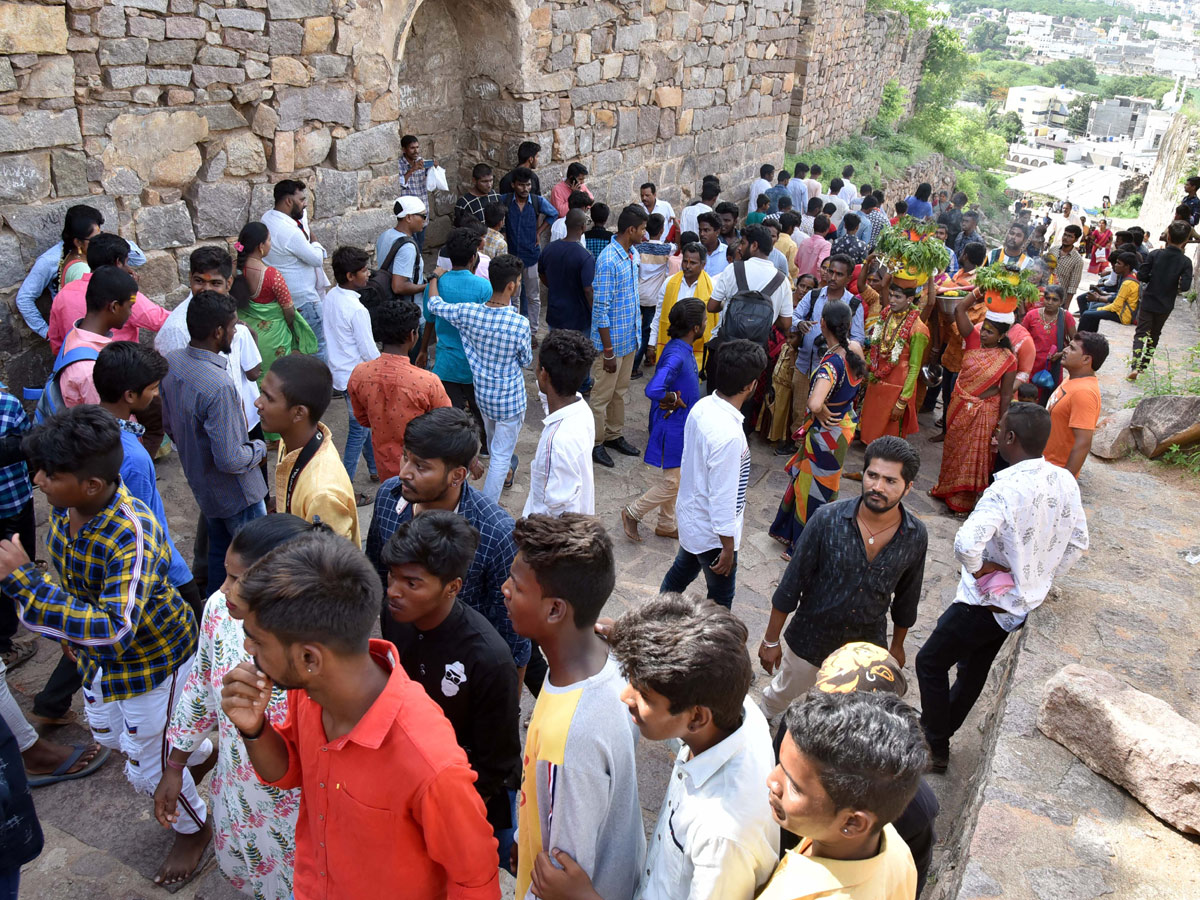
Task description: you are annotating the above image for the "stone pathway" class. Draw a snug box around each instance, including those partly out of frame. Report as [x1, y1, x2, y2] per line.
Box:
[12, 297, 1199, 898]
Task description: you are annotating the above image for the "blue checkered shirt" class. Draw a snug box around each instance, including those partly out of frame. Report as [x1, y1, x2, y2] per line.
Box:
[426, 297, 532, 421]
[591, 237, 641, 357]
[398, 156, 431, 207]
[366, 480, 530, 666]
[1, 480, 197, 701]
[0, 388, 32, 518]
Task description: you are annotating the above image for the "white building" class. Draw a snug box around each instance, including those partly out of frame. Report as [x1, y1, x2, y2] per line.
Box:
[1004, 85, 1080, 131]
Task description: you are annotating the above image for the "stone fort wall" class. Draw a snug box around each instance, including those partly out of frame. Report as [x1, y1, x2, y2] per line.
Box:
[0, 0, 926, 387]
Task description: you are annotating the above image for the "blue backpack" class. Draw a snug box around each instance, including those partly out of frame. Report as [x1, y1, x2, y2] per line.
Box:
[24, 341, 101, 424]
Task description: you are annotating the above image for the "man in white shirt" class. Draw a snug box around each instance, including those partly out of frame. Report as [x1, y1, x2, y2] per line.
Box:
[659, 339, 766, 608]
[708, 225, 793, 339]
[263, 179, 329, 360]
[533, 594, 778, 900]
[550, 190, 592, 244]
[639, 182, 675, 237]
[524, 329, 596, 517]
[838, 165, 858, 205]
[1045, 200, 1082, 247]
[749, 163, 775, 213]
[820, 179, 850, 227]
[804, 165, 823, 209]
[916, 403, 1088, 771]
[323, 246, 380, 487]
[679, 182, 720, 236]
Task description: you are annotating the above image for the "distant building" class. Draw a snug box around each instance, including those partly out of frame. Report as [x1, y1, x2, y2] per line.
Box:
[1087, 96, 1155, 140]
[1004, 85, 1079, 131]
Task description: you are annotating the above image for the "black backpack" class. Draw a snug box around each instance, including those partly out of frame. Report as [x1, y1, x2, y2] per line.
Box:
[714, 262, 785, 350]
[362, 234, 420, 314]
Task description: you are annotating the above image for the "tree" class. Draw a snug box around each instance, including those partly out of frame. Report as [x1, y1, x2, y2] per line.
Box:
[1042, 59, 1098, 90]
[1066, 94, 1098, 136]
[969, 21, 1010, 52]
[963, 71, 1005, 105]
[998, 111, 1025, 143]
[1054, 148, 1065, 164]
[915, 25, 971, 112]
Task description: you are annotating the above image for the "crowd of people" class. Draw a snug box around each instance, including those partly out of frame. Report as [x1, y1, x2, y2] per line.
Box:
[0, 135, 1191, 900]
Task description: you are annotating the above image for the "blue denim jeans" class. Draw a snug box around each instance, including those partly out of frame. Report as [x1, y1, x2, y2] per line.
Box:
[659, 545, 737, 608]
[481, 412, 523, 502]
[296, 299, 325, 362]
[205, 500, 267, 590]
[341, 394, 376, 480]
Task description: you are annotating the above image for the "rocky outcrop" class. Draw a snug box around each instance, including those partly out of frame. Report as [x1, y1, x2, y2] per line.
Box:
[1090, 408, 1136, 460]
[1129, 394, 1200, 459]
[1038, 664, 1200, 836]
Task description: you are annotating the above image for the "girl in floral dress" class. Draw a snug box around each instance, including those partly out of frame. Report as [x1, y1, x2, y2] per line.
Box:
[156, 515, 321, 900]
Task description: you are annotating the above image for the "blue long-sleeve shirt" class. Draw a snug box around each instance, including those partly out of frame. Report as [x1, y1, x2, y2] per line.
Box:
[15, 241, 147, 338]
[643, 338, 701, 470]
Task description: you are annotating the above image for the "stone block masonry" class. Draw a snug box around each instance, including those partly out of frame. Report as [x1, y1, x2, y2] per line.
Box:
[0, 0, 924, 388]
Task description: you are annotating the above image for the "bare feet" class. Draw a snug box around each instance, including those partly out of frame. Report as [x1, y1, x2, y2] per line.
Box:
[928, 432, 946, 443]
[1126, 370, 1139, 381]
[23, 739, 102, 776]
[620, 508, 642, 543]
[653, 526, 679, 539]
[153, 818, 213, 890]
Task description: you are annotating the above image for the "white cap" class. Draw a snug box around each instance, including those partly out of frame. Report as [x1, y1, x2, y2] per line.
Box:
[393, 196, 427, 218]
[985, 309, 1015, 325]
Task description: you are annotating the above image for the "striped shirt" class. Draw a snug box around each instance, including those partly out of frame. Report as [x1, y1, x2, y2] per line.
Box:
[2, 480, 196, 700]
[591, 237, 641, 358]
[425, 298, 532, 421]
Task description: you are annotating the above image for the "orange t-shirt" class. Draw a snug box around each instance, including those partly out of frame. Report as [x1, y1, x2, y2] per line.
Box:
[1044, 375, 1101, 470]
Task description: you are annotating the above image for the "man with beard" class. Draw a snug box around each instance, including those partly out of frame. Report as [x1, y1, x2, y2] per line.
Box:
[757, 437, 928, 718]
[219, 531, 501, 900]
[365, 407, 530, 672]
[985, 222, 1035, 271]
[262, 180, 329, 359]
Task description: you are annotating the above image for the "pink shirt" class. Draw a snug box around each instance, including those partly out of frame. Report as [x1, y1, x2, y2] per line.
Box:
[549, 180, 593, 218]
[59, 326, 112, 408]
[794, 233, 832, 278]
[48, 273, 170, 354]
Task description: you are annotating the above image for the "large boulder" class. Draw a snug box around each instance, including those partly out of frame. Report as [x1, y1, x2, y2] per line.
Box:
[1089, 408, 1136, 460]
[1129, 395, 1200, 459]
[1038, 664, 1200, 835]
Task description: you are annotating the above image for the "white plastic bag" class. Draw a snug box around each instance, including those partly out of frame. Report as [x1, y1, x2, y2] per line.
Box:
[426, 164, 449, 193]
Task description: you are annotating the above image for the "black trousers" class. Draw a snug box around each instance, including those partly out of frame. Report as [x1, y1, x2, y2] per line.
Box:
[0, 499, 35, 649]
[631, 306, 656, 373]
[915, 602, 1017, 756]
[1131, 308, 1171, 372]
[444, 380, 489, 456]
[523, 640, 548, 698]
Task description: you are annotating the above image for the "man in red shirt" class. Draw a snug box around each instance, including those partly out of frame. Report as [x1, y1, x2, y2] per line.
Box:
[221, 532, 500, 900]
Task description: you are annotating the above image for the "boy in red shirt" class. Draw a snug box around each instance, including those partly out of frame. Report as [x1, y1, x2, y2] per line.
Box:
[220, 532, 499, 900]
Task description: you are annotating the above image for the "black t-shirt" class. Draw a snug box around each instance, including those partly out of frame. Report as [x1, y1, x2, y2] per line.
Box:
[383, 601, 522, 830]
[498, 168, 541, 196]
[539, 239, 597, 332]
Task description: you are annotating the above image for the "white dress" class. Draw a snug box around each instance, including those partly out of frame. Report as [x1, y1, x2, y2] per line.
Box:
[168, 592, 299, 900]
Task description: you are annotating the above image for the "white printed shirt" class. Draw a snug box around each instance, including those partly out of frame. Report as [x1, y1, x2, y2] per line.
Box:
[523, 398, 595, 518]
[638, 698, 779, 900]
[953, 457, 1089, 631]
[676, 395, 750, 555]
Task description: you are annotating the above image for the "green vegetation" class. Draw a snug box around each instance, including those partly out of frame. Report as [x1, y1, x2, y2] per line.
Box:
[875, 216, 952, 275]
[946, 0, 1169, 22]
[1066, 94, 1098, 136]
[967, 57, 1173, 104]
[868, 80, 908, 137]
[865, 0, 941, 30]
[1106, 195, 1143, 218]
[968, 21, 1009, 52]
[974, 262, 1042, 305]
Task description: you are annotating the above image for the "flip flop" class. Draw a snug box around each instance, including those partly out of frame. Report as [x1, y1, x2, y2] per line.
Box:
[28, 743, 110, 788]
[29, 709, 78, 728]
[0, 641, 36, 671]
[504, 468, 516, 489]
[161, 838, 216, 894]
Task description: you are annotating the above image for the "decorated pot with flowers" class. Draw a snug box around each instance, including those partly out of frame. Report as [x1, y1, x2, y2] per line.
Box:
[972, 262, 1040, 316]
[873, 215, 951, 288]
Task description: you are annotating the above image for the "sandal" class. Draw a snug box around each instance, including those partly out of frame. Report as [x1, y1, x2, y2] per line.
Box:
[0, 641, 36, 671]
[355, 491, 374, 508]
[504, 468, 516, 489]
[28, 743, 110, 788]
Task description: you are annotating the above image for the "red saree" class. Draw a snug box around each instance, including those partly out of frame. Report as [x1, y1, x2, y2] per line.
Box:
[931, 333, 1016, 513]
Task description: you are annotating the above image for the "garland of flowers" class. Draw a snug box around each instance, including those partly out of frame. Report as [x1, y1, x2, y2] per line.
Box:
[867, 307, 922, 381]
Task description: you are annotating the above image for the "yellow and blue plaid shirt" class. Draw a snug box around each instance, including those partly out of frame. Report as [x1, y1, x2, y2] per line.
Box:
[1, 479, 196, 701]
